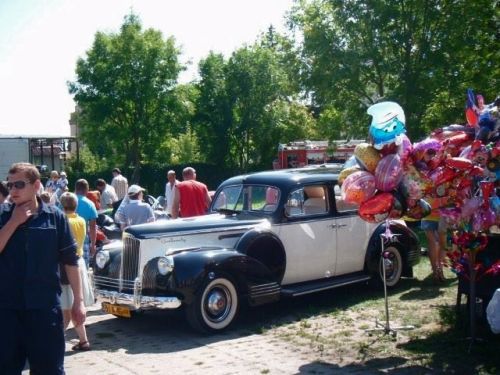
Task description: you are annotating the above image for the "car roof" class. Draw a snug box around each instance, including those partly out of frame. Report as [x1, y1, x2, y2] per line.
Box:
[218, 166, 340, 190]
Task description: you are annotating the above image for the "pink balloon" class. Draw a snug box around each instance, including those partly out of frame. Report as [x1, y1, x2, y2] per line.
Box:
[341, 171, 376, 204]
[461, 196, 481, 219]
[472, 207, 496, 232]
[375, 154, 403, 192]
[397, 134, 413, 164]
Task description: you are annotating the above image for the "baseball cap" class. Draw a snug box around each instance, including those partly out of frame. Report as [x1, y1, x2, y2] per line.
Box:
[128, 184, 145, 195]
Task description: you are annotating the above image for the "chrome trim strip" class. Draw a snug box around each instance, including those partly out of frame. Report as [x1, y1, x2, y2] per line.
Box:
[139, 224, 265, 239]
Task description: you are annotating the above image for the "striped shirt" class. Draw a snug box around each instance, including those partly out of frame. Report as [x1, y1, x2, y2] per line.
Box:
[111, 174, 128, 200]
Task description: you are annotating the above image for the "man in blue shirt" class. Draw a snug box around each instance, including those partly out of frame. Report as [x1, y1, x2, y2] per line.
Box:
[74, 179, 98, 267]
[0, 162, 85, 374]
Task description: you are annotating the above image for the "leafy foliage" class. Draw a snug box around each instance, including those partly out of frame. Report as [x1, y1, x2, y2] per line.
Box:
[68, 13, 184, 181]
[289, 0, 499, 140]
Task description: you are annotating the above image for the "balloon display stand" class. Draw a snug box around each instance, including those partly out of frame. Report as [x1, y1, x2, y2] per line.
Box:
[366, 232, 414, 337]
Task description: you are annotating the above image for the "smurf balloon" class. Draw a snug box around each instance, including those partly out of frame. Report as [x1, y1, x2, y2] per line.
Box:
[367, 101, 406, 150]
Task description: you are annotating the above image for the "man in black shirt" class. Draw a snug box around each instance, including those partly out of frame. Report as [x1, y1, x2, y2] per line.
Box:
[0, 163, 85, 374]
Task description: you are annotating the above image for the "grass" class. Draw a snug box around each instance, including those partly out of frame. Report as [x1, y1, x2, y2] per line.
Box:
[241, 227, 500, 374]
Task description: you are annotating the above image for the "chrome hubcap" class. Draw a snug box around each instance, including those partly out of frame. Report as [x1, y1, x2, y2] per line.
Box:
[205, 287, 231, 322]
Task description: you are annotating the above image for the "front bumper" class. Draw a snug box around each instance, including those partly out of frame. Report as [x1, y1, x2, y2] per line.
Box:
[90, 270, 182, 311]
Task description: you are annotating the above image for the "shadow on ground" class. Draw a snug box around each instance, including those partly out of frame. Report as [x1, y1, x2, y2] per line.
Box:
[73, 277, 500, 374]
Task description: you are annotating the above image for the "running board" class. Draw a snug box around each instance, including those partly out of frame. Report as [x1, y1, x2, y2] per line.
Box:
[281, 273, 371, 297]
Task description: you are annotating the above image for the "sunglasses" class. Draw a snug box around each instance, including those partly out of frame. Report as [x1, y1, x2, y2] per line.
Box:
[6, 180, 31, 190]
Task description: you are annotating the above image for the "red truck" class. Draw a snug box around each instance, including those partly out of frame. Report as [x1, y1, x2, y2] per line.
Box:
[273, 139, 364, 170]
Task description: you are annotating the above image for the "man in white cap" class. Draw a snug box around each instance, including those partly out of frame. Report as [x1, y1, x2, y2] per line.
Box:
[116, 184, 155, 230]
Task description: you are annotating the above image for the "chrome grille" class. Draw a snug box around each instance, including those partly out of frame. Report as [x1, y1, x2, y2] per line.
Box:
[121, 234, 141, 287]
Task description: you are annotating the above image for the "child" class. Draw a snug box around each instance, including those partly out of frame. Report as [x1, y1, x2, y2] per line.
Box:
[59, 192, 94, 351]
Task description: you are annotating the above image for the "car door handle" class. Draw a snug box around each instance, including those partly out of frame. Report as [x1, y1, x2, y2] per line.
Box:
[329, 223, 347, 229]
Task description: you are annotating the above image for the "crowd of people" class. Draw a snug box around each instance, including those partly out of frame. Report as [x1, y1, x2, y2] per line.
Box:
[0, 163, 211, 373]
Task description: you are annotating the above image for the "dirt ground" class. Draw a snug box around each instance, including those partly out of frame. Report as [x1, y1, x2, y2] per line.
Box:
[24, 260, 500, 374]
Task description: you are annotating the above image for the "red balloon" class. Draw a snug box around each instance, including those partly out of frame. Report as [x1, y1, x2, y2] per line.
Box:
[428, 166, 456, 186]
[465, 107, 478, 126]
[379, 143, 398, 157]
[359, 192, 394, 223]
[445, 157, 473, 170]
[470, 165, 485, 176]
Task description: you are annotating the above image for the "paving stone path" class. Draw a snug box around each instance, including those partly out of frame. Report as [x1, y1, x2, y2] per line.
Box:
[58, 305, 341, 375]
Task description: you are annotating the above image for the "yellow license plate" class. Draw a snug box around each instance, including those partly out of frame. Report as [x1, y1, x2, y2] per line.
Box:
[102, 302, 132, 318]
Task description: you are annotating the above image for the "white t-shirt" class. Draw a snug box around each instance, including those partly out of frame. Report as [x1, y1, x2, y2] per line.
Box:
[100, 184, 118, 208]
[164, 180, 179, 215]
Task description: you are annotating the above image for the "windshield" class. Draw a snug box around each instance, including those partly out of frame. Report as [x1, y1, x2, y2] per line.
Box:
[211, 184, 280, 214]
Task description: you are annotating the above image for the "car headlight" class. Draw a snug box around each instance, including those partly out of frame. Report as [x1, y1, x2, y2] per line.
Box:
[157, 256, 174, 275]
[95, 251, 110, 269]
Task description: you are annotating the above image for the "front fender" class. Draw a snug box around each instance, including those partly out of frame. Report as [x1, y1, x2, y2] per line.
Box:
[365, 221, 419, 277]
[171, 248, 276, 305]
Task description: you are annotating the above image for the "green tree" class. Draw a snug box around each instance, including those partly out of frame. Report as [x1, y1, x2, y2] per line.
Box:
[195, 35, 310, 171]
[225, 38, 307, 170]
[68, 13, 184, 182]
[289, 0, 499, 139]
[194, 52, 233, 167]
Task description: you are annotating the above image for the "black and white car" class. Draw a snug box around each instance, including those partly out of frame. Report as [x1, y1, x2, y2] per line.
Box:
[91, 167, 419, 332]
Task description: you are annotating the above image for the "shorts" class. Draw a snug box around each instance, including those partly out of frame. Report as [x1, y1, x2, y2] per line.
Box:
[438, 216, 449, 233]
[421, 219, 439, 231]
[60, 258, 94, 310]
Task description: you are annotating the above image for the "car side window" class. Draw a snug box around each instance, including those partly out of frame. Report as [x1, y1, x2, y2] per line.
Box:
[285, 185, 328, 217]
[334, 184, 359, 213]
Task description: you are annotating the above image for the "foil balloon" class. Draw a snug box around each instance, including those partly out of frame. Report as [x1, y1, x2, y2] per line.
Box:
[472, 207, 497, 232]
[405, 199, 431, 220]
[389, 192, 405, 219]
[480, 181, 495, 208]
[400, 164, 433, 200]
[359, 192, 395, 223]
[466, 108, 478, 127]
[354, 143, 381, 173]
[367, 102, 406, 150]
[428, 166, 456, 186]
[374, 154, 403, 192]
[338, 166, 361, 186]
[461, 196, 482, 219]
[412, 138, 442, 159]
[341, 171, 376, 205]
[490, 196, 500, 215]
[440, 207, 462, 226]
[445, 157, 473, 171]
[379, 143, 398, 157]
[397, 134, 413, 164]
[465, 88, 478, 126]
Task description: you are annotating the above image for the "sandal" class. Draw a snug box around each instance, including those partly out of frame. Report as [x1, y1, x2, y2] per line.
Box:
[72, 341, 91, 351]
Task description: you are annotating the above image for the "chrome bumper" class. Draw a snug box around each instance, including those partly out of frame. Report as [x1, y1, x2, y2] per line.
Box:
[90, 270, 182, 310]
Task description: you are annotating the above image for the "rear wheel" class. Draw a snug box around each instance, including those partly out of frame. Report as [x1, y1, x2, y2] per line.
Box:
[379, 245, 403, 288]
[186, 276, 239, 333]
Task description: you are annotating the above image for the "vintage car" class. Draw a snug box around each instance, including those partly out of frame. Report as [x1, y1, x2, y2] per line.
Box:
[91, 168, 420, 332]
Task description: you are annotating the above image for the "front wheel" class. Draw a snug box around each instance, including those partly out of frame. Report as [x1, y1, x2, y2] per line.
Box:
[186, 276, 239, 333]
[379, 245, 403, 288]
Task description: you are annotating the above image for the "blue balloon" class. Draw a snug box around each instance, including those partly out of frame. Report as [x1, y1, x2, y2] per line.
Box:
[367, 101, 406, 150]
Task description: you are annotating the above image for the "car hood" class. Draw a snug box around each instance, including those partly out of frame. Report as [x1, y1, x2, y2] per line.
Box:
[125, 213, 269, 239]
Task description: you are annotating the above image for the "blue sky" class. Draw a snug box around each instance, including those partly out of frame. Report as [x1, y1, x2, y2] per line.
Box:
[0, 0, 294, 136]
